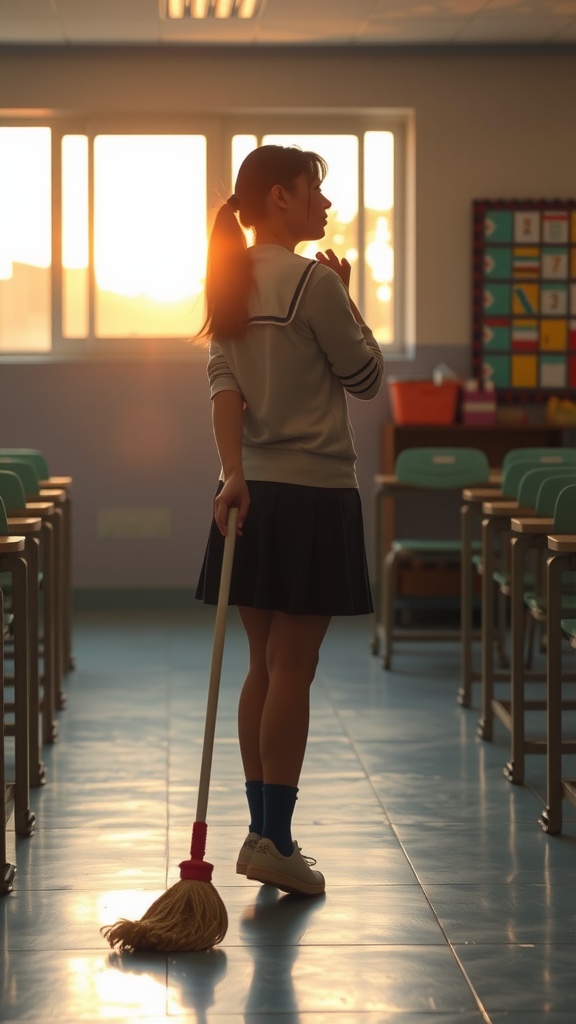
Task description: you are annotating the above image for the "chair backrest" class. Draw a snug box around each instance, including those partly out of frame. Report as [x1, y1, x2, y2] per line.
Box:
[516, 466, 576, 511]
[0, 448, 49, 480]
[0, 471, 28, 515]
[535, 472, 576, 518]
[552, 484, 576, 534]
[502, 447, 576, 474]
[394, 447, 490, 489]
[502, 452, 576, 498]
[0, 458, 40, 500]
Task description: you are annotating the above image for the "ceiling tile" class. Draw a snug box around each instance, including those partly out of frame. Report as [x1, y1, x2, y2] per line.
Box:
[456, 15, 574, 39]
[483, 0, 576, 14]
[62, 19, 160, 43]
[370, 0, 486, 17]
[361, 17, 471, 41]
[55, 0, 159, 16]
[0, 19, 65, 43]
[0, 0, 54, 14]
[552, 16, 576, 34]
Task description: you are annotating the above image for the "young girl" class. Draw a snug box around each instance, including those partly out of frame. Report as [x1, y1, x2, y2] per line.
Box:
[196, 144, 384, 896]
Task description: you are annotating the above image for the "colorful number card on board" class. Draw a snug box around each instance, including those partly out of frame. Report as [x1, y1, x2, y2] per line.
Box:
[472, 199, 576, 401]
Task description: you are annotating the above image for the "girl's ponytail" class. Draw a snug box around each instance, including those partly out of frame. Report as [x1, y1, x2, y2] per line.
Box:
[199, 200, 251, 341]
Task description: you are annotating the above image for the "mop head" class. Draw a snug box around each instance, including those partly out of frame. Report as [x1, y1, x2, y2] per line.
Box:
[101, 878, 228, 953]
[101, 823, 228, 953]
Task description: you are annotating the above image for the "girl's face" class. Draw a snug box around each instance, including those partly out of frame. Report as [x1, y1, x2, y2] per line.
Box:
[286, 172, 332, 243]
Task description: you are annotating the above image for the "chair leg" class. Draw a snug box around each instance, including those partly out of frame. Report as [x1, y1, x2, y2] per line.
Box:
[40, 521, 57, 745]
[23, 536, 45, 788]
[478, 517, 499, 742]
[9, 556, 35, 837]
[382, 549, 397, 671]
[61, 494, 75, 672]
[496, 586, 509, 668]
[525, 609, 537, 671]
[52, 507, 66, 711]
[504, 534, 529, 786]
[1, 587, 17, 894]
[540, 554, 565, 834]
[459, 502, 474, 707]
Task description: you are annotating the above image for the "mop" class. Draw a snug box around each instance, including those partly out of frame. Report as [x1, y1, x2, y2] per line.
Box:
[102, 508, 238, 952]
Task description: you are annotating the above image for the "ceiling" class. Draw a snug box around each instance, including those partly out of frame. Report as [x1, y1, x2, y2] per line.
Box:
[1, 0, 576, 48]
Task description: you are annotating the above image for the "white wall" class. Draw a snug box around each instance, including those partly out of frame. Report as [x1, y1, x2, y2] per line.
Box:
[1, 46, 575, 591]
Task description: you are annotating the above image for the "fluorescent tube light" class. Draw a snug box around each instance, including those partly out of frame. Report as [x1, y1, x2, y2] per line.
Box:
[161, 0, 262, 17]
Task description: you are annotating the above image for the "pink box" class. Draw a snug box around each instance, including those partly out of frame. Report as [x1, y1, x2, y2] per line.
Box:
[461, 386, 496, 426]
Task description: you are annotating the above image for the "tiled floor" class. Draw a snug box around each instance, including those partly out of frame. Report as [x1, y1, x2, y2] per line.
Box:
[2, 606, 576, 1022]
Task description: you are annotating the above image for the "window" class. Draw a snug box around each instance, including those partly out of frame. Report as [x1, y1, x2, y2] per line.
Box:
[0, 115, 410, 357]
[0, 127, 51, 353]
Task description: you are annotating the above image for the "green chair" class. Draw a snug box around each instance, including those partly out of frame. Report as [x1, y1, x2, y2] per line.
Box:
[478, 459, 576, 742]
[380, 447, 490, 670]
[502, 447, 576, 474]
[493, 471, 576, 784]
[0, 457, 67, 710]
[461, 450, 576, 710]
[0, 497, 35, 845]
[539, 484, 576, 835]
[0, 469, 57, 769]
[0, 448, 73, 676]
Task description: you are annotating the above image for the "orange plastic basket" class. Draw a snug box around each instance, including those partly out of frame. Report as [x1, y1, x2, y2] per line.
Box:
[388, 378, 460, 425]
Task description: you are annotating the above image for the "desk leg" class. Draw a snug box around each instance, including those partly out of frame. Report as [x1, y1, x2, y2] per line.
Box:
[539, 554, 564, 834]
[504, 534, 529, 785]
[478, 517, 498, 742]
[459, 502, 473, 707]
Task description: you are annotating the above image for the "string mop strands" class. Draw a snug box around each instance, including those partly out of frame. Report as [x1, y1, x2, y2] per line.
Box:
[101, 509, 238, 952]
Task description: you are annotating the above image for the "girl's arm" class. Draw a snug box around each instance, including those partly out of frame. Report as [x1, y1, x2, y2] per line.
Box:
[212, 389, 250, 536]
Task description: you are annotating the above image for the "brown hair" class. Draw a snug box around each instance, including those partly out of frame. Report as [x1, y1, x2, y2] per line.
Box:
[199, 145, 327, 341]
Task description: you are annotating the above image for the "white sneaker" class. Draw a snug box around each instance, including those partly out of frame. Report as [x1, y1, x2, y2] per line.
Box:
[236, 831, 260, 875]
[246, 838, 325, 895]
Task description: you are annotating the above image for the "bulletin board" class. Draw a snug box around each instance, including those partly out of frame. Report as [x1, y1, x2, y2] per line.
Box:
[472, 199, 576, 402]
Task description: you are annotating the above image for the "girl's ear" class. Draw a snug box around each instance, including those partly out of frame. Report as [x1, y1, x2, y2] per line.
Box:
[270, 184, 287, 209]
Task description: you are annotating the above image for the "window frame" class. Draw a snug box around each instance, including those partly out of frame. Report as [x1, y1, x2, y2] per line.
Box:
[0, 110, 412, 361]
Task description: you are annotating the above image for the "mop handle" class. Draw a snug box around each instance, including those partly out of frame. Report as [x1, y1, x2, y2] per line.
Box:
[195, 506, 238, 825]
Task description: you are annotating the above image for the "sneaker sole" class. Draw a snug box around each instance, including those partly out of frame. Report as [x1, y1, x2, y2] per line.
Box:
[236, 860, 250, 876]
[246, 862, 325, 896]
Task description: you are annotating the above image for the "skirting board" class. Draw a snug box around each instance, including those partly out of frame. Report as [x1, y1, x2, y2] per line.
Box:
[73, 587, 199, 611]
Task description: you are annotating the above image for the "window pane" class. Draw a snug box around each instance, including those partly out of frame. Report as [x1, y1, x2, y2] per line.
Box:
[62, 135, 89, 338]
[0, 127, 51, 353]
[94, 135, 207, 338]
[364, 131, 394, 344]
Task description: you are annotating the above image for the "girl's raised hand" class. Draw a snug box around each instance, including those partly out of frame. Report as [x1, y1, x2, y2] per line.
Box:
[316, 248, 351, 290]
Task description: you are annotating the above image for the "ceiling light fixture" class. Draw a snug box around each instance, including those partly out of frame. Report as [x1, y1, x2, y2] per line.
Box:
[161, 0, 262, 18]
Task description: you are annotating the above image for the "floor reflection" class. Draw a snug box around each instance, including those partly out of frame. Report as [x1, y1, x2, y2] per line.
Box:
[241, 887, 326, 1019]
[108, 947, 228, 1022]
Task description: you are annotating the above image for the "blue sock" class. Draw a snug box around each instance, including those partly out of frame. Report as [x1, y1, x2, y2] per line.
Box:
[262, 783, 298, 857]
[245, 780, 263, 836]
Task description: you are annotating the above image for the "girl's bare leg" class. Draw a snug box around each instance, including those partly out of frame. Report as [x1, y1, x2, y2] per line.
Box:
[238, 607, 331, 786]
[237, 607, 272, 781]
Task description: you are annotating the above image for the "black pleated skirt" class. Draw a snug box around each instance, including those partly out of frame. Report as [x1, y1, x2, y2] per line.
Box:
[195, 480, 373, 616]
